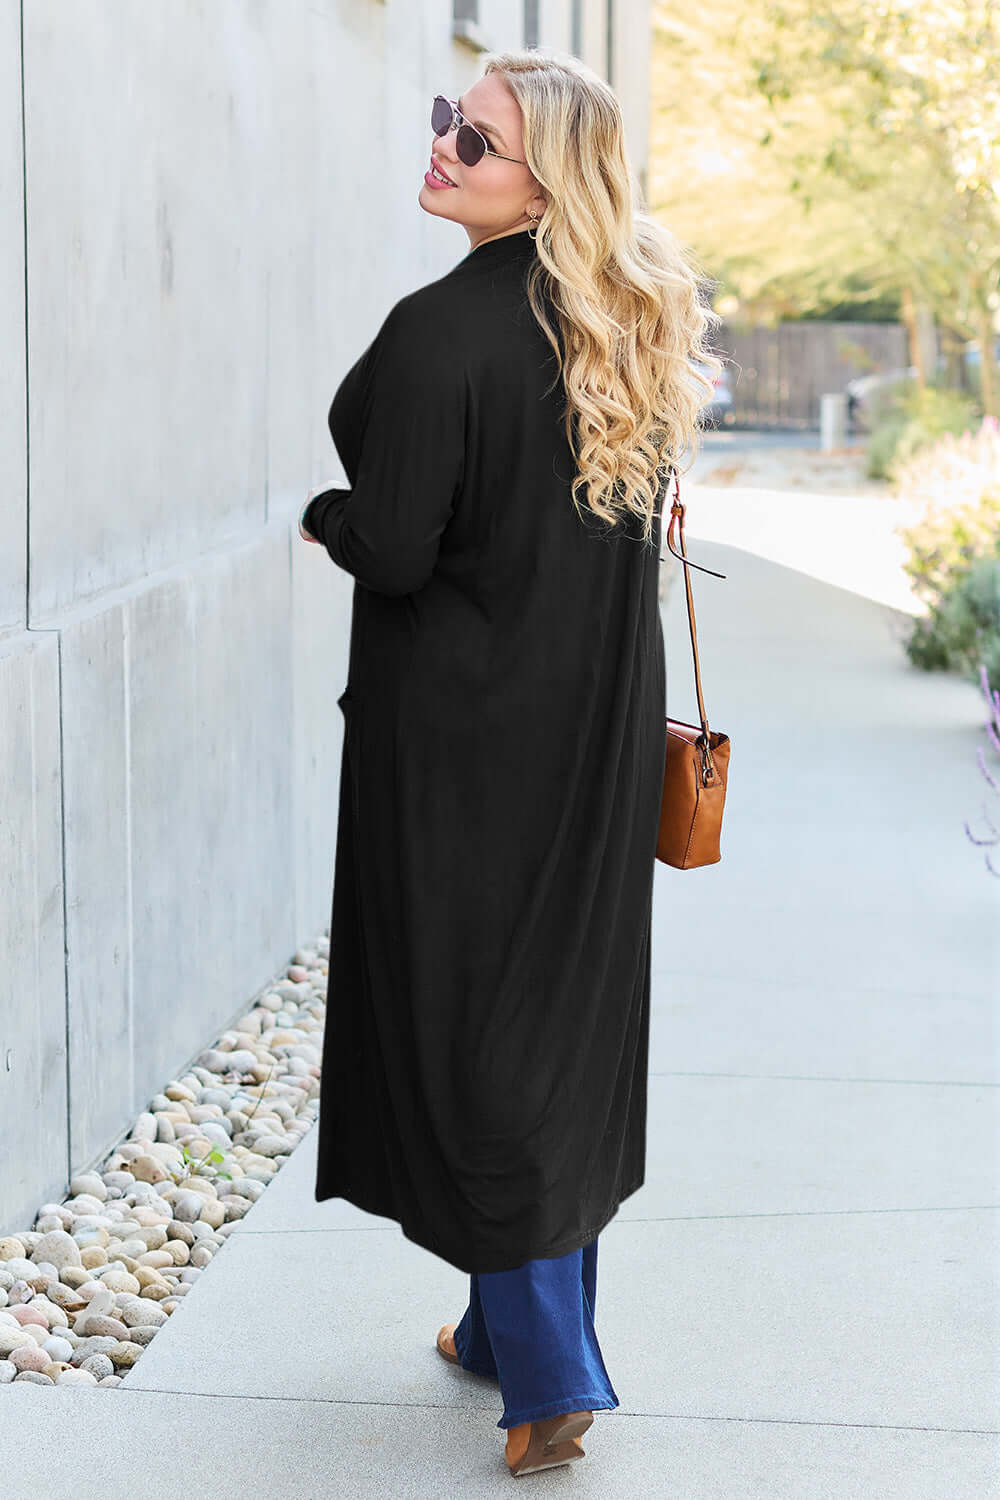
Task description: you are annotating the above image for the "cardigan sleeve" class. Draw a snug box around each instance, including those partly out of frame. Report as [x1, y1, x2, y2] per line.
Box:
[305, 298, 467, 597]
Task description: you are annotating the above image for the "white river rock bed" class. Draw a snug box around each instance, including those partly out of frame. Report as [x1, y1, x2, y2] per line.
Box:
[0, 939, 328, 1387]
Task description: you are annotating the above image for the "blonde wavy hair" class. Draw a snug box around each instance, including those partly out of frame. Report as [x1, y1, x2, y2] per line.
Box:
[483, 49, 723, 548]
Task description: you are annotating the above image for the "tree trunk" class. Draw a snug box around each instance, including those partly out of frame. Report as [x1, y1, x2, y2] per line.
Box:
[975, 302, 999, 418]
[900, 286, 925, 388]
[901, 286, 938, 389]
[915, 300, 938, 387]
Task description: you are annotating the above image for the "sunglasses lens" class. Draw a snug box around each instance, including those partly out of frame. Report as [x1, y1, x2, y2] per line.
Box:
[431, 96, 485, 167]
[456, 125, 484, 166]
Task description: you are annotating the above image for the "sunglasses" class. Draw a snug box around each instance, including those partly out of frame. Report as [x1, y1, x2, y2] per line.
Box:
[431, 94, 528, 168]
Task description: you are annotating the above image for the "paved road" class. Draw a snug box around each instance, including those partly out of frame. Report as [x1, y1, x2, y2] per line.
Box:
[699, 425, 823, 451]
[669, 429, 922, 616]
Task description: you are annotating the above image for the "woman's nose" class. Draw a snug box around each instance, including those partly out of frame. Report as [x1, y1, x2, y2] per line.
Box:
[432, 135, 460, 167]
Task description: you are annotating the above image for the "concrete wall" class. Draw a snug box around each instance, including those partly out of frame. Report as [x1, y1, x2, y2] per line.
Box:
[1, 0, 651, 1232]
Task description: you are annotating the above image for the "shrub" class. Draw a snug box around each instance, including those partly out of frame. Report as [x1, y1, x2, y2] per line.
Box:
[895, 418, 1000, 684]
[904, 556, 1000, 684]
[964, 663, 1000, 878]
[867, 383, 981, 479]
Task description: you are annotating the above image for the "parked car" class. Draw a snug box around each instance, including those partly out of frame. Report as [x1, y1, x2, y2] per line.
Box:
[960, 338, 1000, 401]
[846, 338, 1000, 430]
[844, 367, 916, 431]
[692, 359, 733, 427]
[961, 337, 1000, 368]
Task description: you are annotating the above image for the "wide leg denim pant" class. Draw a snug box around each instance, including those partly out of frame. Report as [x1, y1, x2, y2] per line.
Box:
[450, 1233, 620, 1430]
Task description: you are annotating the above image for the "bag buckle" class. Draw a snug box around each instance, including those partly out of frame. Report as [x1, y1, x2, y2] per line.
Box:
[697, 734, 716, 785]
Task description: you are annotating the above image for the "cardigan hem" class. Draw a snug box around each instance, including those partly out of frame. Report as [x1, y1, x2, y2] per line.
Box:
[314, 1172, 645, 1275]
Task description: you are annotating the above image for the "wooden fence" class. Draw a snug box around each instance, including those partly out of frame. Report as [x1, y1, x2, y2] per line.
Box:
[713, 321, 909, 429]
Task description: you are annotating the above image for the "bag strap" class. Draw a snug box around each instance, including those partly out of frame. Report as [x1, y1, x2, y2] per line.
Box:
[659, 468, 727, 780]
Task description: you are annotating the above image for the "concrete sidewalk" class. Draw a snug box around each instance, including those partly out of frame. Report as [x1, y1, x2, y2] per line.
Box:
[4, 501, 998, 1495]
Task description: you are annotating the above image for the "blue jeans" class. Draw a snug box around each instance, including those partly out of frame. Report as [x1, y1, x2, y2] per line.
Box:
[451, 1234, 620, 1430]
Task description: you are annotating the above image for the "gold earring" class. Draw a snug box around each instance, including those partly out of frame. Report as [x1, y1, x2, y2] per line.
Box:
[527, 208, 540, 240]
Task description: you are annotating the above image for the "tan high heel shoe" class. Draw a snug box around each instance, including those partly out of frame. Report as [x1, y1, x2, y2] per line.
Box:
[438, 1324, 592, 1474]
[504, 1410, 592, 1476]
[436, 1323, 461, 1365]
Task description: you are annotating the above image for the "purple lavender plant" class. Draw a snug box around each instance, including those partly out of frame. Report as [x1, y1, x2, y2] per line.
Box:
[964, 662, 1000, 877]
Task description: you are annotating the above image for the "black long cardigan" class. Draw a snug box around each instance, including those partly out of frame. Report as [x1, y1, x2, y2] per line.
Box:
[305, 227, 666, 1274]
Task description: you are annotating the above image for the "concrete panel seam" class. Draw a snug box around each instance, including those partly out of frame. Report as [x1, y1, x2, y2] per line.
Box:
[27, 521, 294, 634]
[123, 610, 136, 1125]
[55, 629, 71, 1193]
[19, 0, 29, 630]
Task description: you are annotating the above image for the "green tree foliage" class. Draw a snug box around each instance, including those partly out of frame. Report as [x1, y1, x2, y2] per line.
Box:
[652, 1, 1000, 409]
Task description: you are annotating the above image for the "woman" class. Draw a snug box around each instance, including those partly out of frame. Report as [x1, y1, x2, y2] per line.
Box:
[300, 48, 718, 1478]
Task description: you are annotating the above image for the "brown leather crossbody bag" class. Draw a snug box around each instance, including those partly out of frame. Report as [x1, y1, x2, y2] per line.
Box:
[656, 470, 731, 868]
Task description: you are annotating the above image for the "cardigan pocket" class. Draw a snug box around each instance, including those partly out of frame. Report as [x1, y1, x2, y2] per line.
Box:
[336, 687, 361, 826]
